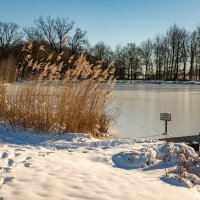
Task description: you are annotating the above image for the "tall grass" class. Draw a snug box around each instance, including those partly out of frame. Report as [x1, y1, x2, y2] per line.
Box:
[0, 55, 18, 83]
[0, 44, 118, 137]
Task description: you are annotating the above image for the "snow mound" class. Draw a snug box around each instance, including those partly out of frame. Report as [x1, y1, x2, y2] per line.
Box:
[112, 142, 200, 188]
[112, 147, 157, 169]
[112, 152, 148, 169]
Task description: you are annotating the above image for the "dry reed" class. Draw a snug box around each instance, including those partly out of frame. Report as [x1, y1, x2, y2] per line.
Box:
[0, 43, 118, 137]
[0, 55, 18, 84]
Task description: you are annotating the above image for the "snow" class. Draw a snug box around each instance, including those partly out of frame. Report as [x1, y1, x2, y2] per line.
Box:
[0, 125, 199, 200]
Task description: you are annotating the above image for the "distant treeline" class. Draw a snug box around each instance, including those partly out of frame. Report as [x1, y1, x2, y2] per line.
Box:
[1, 16, 200, 81]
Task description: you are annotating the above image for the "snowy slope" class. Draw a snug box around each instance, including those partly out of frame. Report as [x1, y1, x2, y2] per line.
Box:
[0, 125, 199, 200]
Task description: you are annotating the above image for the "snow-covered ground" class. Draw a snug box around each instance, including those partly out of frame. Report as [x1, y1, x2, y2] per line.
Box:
[0, 125, 199, 200]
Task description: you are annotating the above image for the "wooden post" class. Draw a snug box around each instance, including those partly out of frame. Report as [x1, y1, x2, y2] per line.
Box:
[165, 120, 167, 134]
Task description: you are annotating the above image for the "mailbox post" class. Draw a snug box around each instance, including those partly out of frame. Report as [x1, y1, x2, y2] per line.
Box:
[160, 113, 171, 135]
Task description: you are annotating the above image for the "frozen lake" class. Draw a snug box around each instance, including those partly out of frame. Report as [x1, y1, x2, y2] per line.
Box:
[113, 83, 200, 138]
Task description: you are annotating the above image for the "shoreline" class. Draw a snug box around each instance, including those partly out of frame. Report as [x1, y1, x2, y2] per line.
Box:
[116, 80, 200, 85]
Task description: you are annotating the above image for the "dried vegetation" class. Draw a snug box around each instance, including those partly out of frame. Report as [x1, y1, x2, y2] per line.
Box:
[0, 43, 118, 137]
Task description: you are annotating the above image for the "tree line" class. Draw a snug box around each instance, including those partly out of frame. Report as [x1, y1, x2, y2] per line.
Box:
[1, 16, 200, 81]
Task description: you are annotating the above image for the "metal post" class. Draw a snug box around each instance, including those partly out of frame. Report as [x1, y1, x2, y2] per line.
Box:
[165, 120, 167, 134]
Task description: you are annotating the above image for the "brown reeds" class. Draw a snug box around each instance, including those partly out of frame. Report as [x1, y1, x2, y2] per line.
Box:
[0, 55, 18, 84]
[0, 44, 118, 137]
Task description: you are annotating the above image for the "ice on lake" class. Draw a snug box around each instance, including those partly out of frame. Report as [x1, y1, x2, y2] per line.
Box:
[113, 83, 200, 138]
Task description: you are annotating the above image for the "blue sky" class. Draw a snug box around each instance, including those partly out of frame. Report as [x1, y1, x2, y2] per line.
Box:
[1, 0, 200, 49]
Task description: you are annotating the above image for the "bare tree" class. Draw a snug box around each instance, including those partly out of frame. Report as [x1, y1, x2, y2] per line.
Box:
[90, 41, 113, 62]
[68, 28, 88, 55]
[24, 27, 44, 43]
[123, 43, 142, 79]
[153, 35, 164, 79]
[194, 26, 200, 80]
[34, 16, 57, 51]
[114, 45, 126, 79]
[165, 24, 187, 80]
[53, 17, 74, 53]
[189, 31, 197, 80]
[167, 24, 179, 79]
[0, 22, 23, 56]
[141, 39, 153, 79]
[180, 31, 189, 80]
[25, 16, 74, 53]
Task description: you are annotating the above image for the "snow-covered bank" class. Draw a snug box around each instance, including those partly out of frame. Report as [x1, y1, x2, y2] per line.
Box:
[116, 80, 200, 85]
[0, 126, 199, 200]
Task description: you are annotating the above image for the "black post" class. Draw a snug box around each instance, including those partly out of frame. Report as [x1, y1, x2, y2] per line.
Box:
[165, 120, 167, 134]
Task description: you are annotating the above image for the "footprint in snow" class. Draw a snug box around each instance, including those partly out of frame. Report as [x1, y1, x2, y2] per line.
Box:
[24, 162, 31, 167]
[25, 156, 31, 160]
[0, 152, 8, 159]
[0, 152, 16, 159]
[14, 153, 21, 157]
[38, 152, 53, 156]
[3, 176, 14, 184]
[17, 156, 31, 163]
[46, 152, 54, 155]
[0, 176, 14, 186]
[6, 158, 14, 167]
[0, 167, 12, 173]
[38, 152, 46, 157]
[17, 162, 31, 168]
